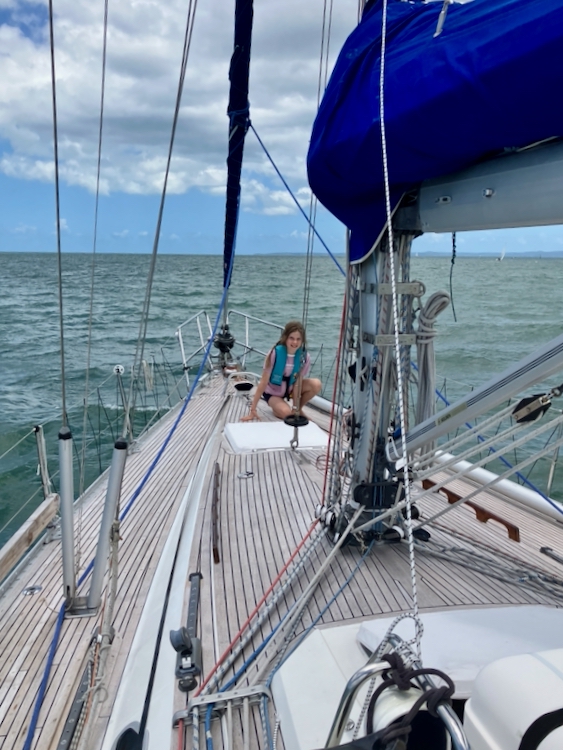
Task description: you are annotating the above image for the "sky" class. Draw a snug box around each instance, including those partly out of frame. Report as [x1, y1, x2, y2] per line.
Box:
[0, 0, 562, 257]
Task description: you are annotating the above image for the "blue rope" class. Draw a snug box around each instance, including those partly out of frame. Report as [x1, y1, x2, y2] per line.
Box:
[412, 362, 563, 517]
[249, 123, 345, 277]
[22, 602, 66, 750]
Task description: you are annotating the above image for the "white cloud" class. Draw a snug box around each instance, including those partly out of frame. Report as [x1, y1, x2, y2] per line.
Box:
[113, 229, 129, 238]
[241, 179, 311, 216]
[0, 0, 357, 208]
[12, 223, 36, 233]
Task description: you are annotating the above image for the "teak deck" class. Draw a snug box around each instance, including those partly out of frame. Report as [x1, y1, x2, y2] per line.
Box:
[1, 373, 563, 750]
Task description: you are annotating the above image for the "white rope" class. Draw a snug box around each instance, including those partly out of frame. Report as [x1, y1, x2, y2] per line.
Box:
[253, 506, 365, 684]
[415, 291, 450, 426]
[202, 526, 326, 696]
[378, 0, 422, 659]
[353, 612, 424, 739]
[192, 706, 200, 750]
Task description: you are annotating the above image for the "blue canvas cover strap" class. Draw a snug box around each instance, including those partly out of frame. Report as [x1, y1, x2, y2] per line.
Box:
[270, 345, 303, 386]
[307, 0, 563, 263]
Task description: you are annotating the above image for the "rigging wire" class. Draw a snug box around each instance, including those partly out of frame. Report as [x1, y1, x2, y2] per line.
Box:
[79, 0, 109, 496]
[77, 0, 110, 575]
[378, 0, 422, 659]
[24, 5, 204, 747]
[301, 0, 335, 329]
[249, 123, 345, 276]
[47, 0, 68, 428]
[124, 0, 199, 438]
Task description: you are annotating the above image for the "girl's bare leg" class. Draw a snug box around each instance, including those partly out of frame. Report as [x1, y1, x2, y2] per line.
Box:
[267, 396, 294, 419]
[299, 378, 322, 409]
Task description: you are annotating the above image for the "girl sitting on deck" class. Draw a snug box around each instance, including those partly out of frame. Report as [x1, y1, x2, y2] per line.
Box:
[241, 321, 321, 421]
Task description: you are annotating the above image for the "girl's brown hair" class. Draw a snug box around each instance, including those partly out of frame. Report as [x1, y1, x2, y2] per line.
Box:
[278, 320, 306, 348]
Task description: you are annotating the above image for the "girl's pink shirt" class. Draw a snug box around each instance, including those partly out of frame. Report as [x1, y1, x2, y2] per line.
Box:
[263, 349, 311, 397]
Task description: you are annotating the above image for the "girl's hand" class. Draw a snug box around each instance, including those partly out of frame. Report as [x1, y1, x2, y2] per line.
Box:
[241, 409, 260, 422]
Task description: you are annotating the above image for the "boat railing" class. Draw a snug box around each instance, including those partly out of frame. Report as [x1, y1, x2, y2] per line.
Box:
[226, 309, 284, 368]
[325, 636, 470, 750]
[175, 310, 215, 384]
[0, 342, 190, 553]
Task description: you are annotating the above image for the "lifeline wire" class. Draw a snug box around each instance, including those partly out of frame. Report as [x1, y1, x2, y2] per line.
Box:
[0, 427, 35, 462]
[379, 0, 422, 659]
[415, 365, 563, 517]
[48, 0, 68, 428]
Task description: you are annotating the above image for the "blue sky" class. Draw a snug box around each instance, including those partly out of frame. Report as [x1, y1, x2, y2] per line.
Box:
[0, 0, 354, 256]
[1, 1, 562, 258]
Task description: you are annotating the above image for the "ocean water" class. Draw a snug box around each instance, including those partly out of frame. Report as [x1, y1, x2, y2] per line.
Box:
[1, 251, 563, 546]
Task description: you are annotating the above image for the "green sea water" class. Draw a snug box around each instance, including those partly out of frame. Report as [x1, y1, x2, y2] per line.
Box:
[1, 251, 563, 545]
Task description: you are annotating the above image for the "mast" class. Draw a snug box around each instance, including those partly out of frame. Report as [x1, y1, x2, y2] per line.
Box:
[349, 231, 419, 499]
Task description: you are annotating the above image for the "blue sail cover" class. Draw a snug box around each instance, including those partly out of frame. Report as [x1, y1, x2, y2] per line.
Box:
[307, 0, 563, 263]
